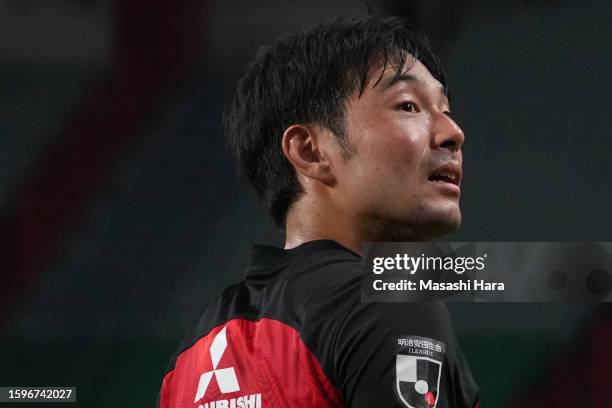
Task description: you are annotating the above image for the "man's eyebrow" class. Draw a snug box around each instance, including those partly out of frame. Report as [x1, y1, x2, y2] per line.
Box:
[382, 72, 449, 101]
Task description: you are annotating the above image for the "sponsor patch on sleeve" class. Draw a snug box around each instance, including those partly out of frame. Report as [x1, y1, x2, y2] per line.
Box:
[394, 335, 445, 408]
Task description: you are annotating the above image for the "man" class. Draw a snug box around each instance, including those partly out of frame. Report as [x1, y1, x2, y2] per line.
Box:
[159, 16, 478, 408]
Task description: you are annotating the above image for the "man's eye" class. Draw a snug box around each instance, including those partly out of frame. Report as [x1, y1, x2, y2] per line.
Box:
[400, 102, 418, 113]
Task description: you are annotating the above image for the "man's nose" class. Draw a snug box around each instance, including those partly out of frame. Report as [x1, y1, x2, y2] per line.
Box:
[432, 112, 464, 152]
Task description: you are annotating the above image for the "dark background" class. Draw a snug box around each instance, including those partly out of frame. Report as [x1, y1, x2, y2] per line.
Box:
[1, 0, 611, 406]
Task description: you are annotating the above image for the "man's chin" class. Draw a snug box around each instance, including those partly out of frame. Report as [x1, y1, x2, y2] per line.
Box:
[423, 207, 462, 238]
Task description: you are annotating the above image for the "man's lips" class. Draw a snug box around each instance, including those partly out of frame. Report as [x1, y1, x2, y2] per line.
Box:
[428, 163, 462, 192]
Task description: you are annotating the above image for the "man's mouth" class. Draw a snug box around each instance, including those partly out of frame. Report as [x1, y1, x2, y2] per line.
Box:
[428, 164, 462, 190]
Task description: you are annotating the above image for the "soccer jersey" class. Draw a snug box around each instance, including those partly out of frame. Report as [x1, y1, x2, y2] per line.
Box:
[158, 240, 478, 407]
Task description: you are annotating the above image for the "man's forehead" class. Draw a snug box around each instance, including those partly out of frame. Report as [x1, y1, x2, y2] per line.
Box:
[369, 56, 445, 95]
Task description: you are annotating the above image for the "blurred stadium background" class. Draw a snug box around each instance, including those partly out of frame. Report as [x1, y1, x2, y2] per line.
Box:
[1, 0, 611, 406]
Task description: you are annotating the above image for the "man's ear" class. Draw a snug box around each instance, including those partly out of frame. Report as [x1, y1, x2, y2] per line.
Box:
[281, 124, 335, 185]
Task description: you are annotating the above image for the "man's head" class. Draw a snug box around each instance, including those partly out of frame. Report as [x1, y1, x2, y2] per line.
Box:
[225, 16, 464, 240]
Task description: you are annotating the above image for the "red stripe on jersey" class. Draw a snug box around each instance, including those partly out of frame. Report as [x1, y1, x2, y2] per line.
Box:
[160, 318, 344, 407]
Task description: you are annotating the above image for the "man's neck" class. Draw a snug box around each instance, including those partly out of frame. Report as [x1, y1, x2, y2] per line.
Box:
[284, 200, 439, 255]
[284, 199, 365, 256]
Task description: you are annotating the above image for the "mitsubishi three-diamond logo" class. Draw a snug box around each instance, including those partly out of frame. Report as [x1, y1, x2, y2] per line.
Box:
[194, 326, 240, 403]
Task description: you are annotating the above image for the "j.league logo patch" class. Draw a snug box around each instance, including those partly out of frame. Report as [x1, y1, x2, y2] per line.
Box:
[395, 335, 445, 408]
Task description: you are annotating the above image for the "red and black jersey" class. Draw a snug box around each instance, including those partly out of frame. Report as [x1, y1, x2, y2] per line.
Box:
[158, 240, 478, 407]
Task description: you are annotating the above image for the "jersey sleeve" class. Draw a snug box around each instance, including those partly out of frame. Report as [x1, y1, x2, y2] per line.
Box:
[332, 299, 479, 408]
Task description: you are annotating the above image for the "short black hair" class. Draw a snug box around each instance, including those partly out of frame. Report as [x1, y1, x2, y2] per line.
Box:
[224, 16, 447, 227]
